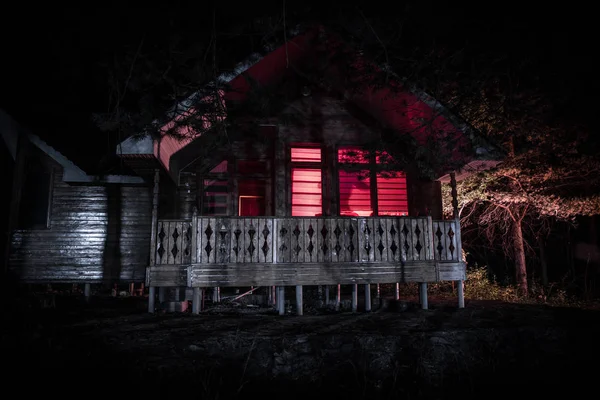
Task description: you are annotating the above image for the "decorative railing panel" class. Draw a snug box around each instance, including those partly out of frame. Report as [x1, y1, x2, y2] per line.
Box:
[153, 216, 460, 266]
[431, 220, 459, 261]
[155, 220, 193, 265]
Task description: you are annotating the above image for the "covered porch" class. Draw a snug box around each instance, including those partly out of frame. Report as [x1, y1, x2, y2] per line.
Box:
[146, 213, 466, 314]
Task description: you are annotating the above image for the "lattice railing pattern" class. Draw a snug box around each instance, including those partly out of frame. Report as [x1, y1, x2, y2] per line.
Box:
[154, 216, 460, 265]
[155, 220, 193, 265]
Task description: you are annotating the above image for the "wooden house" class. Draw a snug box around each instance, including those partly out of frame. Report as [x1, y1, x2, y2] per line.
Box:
[3, 27, 501, 313]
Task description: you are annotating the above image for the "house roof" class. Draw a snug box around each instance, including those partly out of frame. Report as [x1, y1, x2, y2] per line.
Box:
[0, 108, 144, 184]
[117, 25, 503, 182]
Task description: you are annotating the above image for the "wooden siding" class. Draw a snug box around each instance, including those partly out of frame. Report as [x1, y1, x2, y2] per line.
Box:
[9, 163, 152, 283]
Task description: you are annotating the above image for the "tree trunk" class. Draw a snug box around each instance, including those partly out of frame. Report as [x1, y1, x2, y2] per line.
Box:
[513, 218, 528, 295]
[538, 236, 548, 286]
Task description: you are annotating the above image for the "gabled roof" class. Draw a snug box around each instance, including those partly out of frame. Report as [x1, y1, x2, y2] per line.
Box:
[117, 25, 503, 182]
[0, 108, 144, 184]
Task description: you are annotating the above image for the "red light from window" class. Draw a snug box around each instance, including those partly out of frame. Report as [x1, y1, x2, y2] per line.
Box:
[339, 170, 372, 216]
[291, 148, 322, 163]
[338, 147, 369, 164]
[377, 172, 408, 215]
[209, 160, 228, 173]
[291, 168, 322, 216]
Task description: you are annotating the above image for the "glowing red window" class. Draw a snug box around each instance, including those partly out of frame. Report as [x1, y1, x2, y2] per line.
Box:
[377, 172, 408, 216]
[291, 148, 322, 163]
[337, 147, 369, 164]
[339, 170, 372, 216]
[291, 168, 322, 216]
[209, 160, 228, 173]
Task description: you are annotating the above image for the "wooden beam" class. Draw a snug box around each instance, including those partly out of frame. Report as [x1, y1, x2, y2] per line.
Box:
[419, 282, 428, 310]
[296, 285, 303, 315]
[149, 169, 160, 266]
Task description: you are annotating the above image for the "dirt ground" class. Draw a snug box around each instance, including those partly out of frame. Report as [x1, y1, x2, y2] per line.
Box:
[3, 294, 599, 399]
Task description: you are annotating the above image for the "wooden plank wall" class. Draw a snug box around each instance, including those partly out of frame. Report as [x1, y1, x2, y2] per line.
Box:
[9, 161, 152, 283]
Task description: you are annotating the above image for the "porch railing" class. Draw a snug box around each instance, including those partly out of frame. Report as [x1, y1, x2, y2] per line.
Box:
[153, 216, 460, 266]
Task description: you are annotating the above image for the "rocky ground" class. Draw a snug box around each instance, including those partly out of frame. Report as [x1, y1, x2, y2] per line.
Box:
[3, 294, 599, 399]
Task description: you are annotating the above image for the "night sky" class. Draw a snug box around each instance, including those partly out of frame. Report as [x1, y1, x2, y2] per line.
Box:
[1, 2, 596, 173]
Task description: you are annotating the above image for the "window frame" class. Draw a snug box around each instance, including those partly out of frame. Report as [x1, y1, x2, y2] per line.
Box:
[336, 146, 409, 217]
[289, 144, 325, 217]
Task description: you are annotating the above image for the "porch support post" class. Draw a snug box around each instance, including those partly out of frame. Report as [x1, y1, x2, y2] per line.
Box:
[351, 284, 358, 312]
[272, 286, 276, 306]
[317, 285, 323, 307]
[277, 286, 285, 315]
[149, 169, 160, 266]
[212, 287, 220, 303]
[146, 169, 160, 313]
[325, 285, 330, 307]
[295, 285, 303, 316]
[158, 287, 165, 303]
[174, 287, 181, 301]
[395, 283, 400, 300]
[457, 280, 465, 308]
[419, 282, 428, 310]
[192, 287, 201, 314]
[364, 284, 371, 312]
[451, 171, 466, 309]
[148, 286, 156, 313]
[336, 284, 341, 311]
[84, 283, 91, 302]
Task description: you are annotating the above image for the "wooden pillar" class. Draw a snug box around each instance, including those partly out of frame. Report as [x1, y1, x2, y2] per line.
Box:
[149, 169, 160, 266]
[376, 283, 380, 299]
[325, 285, 330, 306]
[148, 286, 156, 313]
[419, 282, 428, 310]
[174, 287, 181, 301]
[336, 284, 341, 311]
[212, 287, 220, 302]
[84, 283, 91, 302]
[351, 284, 358, 312]
[272, 286, 276, 306]
[296, 285, 303, 316]
[317, 285, 323, 307]
[192, 287, 201, 314]
[129, 282, 135, 296]
[364, 284, 371, 312]
[277, 286, 285, 315]
[395, 283, 400, 300]
[158, 287, 165, 303]
[146, 169, 160, 313]
[451, 171, 465, 309]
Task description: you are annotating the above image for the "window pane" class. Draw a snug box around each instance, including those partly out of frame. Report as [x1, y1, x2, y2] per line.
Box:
[209, 160, 228, 173]
[291, 147, 321, 163]
[339, 170, 372, 216]
[203, 179, 228, 215]
[292, 168, 322, 216]
[18, 168, 51, 229]
[377, 172, 408, 216]
[338, 147, 369, 164]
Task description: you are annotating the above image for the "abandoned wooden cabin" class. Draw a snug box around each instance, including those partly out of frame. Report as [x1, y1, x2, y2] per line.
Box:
[3, 27, 501, 314]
